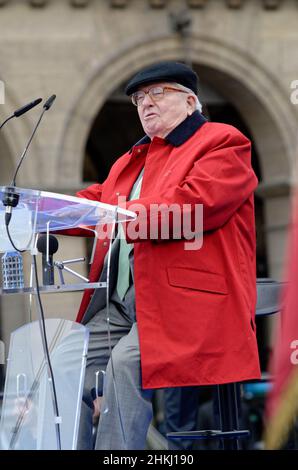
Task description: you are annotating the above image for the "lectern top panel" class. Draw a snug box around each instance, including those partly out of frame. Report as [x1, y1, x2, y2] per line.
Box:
[0, 186, 136, 252]
[0, 186, 136, 231]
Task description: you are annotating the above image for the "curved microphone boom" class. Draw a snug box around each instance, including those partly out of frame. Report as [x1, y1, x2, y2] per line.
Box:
[0, 98, 42, 130]
[2, 94, 56, 234]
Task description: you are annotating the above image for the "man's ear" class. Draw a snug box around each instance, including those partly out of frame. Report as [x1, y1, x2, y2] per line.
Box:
[187, 95, 196, 115]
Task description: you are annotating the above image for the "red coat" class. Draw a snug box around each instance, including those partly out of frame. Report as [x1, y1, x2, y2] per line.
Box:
[72, 115, 261, 389]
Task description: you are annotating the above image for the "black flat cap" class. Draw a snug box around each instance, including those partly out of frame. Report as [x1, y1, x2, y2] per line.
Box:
[125, 61, 198, 96]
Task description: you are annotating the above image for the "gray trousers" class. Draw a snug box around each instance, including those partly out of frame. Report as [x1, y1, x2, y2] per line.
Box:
[77, 294, 154, 450]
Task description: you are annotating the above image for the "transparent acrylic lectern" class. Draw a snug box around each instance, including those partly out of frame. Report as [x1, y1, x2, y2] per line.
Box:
[0, 186, 136, 449]
[0, 319, 88, 450]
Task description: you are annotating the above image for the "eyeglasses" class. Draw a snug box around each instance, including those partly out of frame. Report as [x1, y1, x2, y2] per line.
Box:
[131, 86, 188, 106]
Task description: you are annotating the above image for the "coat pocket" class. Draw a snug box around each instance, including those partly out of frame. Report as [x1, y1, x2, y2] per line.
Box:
[167, 267, 228, 295]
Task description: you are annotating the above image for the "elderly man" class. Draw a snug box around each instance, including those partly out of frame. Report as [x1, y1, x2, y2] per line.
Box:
[70, 61, 260, 450]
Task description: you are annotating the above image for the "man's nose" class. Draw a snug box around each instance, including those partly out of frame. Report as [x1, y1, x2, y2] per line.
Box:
[142, 92, 154, 106]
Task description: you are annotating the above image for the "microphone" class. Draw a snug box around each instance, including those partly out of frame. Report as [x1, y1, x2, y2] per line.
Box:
[0, 98, 42, 130]
[2, 94, 57, 233]
[37, 235, 59, 286]
[43, 94, 56, 110]
[14, 98, 43, 118]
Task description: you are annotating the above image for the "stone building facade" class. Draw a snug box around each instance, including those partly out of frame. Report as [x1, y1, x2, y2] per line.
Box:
[0, 0, 297, 363]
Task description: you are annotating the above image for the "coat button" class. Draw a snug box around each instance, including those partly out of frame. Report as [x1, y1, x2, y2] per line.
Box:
[137, 149, 141, 153]
[116, 192, 120, 196]
[103, 241, 108, 246]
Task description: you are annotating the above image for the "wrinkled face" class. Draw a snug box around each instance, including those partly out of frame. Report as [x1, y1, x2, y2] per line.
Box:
[136, 82, 196, 139]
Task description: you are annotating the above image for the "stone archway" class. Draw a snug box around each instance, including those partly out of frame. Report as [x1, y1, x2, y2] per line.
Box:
[57, 34, 297, 277]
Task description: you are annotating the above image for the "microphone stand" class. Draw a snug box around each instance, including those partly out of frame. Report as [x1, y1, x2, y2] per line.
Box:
[1, 97, 43, 246]
[2, 95, 56, 247]
[10, 109, 46, 188]
[0, 115, 14, 130]
[2, 110, 47, 251]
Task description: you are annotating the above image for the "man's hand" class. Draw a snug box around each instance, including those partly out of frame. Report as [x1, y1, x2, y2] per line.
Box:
[92, 396, 103, 425]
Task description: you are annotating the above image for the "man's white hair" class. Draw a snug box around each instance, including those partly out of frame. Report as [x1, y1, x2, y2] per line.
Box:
[171, 82, 202, 113]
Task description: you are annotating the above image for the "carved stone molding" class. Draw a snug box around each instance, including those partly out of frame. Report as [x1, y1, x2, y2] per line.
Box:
[29, 0, 48, 7]
[186, 0, 208, 8]
[226, 0, 244, 8]
[0, 0, 288, 10]
[148, 0, 167, 7]
[262, 0, 282, 9]
[109, 0, 129, 8]
[70, 0, 90, 7]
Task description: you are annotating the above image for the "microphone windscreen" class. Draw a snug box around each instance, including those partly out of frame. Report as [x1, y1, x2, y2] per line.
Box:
[43, 94, 56, 110]
[14, 98, 42, 117]
[37, 234, 59, 255]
